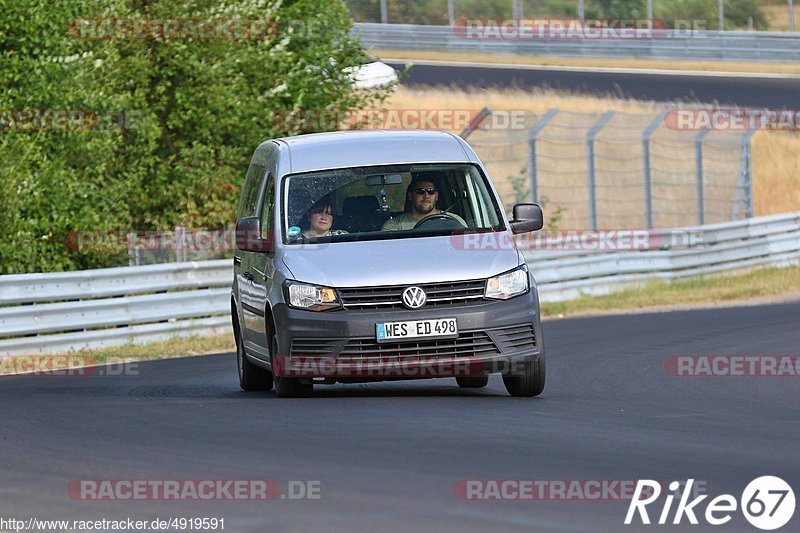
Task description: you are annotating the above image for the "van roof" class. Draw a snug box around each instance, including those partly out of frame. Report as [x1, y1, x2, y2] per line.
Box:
[265, 130, 474, 174]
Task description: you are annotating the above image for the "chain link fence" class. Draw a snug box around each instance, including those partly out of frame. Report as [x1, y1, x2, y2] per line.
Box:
[123, 110, 755, 265]
[125, 228, 233, 266]
[465, 108, 754, 229]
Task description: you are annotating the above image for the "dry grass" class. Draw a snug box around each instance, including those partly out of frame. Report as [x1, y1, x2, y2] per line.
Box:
[542, 265, 800, 318]
[374, 49, 800, 75]
[764, 4, 800, 31]
[381, 86, 800, 220]
[79, 333, 235, 364]
[0, 333, 235, 375]
[752, 130, 800, 216]
[4, 333, 234, 373]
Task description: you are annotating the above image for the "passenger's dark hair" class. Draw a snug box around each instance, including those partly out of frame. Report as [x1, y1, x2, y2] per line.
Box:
[299, 194, 335, 230]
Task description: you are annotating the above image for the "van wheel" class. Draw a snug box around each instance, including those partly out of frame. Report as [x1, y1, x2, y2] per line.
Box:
[270, 333, 312, 398]
[502, 355, 545, 397]
[455, 376, 489, 388]
[235, 325, 272, 391]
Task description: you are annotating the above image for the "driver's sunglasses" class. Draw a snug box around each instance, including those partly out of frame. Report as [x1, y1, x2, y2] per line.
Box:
[414, 188, 437, 196]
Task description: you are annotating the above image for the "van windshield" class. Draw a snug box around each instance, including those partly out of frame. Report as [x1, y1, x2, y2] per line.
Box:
[281, 163, 505, 244]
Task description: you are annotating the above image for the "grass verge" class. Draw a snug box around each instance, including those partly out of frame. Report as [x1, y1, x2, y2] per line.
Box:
[0, 333, 235, 375]
[75, 333, 236, 365]
[541, 265, 800, 318]
[373, 49, 800, 75]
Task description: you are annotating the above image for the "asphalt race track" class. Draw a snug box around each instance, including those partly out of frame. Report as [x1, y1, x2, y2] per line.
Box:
[388, 60, 800, 108]
[1, 301, 798, 532]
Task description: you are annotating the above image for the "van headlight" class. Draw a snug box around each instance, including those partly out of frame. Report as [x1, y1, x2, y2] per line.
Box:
[285, 281, 341, 311]
[485, 265, 529, 300]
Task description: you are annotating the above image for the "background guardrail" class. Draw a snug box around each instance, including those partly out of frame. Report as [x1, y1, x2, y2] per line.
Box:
[1, 211, 798, 355]
[353, 23, 800, 62]
[532, 212, 800, 301]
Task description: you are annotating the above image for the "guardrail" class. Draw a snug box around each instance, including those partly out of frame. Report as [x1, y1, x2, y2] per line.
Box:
[0, 261, 232, 356]
[532, 212, 800, 301]
[1, 212, 798, 355]
[353, 23, 800, 62]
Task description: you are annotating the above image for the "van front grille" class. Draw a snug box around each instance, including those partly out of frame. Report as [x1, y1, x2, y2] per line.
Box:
[288, 324, 534, 361]
[338, 279, 486, 310]
[338, 330, 499, 362]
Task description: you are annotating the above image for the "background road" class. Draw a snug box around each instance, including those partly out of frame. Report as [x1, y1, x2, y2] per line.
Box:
[388, 60, 800, 108]
[1, 301, 798, 532]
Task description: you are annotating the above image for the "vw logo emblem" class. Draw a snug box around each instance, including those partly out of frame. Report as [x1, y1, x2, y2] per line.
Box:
[402, 286, 427, 309]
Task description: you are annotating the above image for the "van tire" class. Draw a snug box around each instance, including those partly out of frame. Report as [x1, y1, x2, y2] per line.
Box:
[455, 376, 489, 388]
[235, 323, 273, 391]
[270, 333, 312, 398]
[502, 355, 545, 397]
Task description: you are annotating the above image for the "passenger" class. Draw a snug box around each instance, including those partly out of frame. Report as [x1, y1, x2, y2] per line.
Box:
[300, 196, 347, 238]
[381, 175, 467, 231]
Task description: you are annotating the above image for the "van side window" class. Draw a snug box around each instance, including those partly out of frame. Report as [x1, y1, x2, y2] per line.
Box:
[236, 164, 266, 219]
[260, 174, 274, 240]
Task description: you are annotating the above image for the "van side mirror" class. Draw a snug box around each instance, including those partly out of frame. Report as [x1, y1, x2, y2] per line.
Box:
[235, 216, 273, 252]
[510, 203, 544, 234]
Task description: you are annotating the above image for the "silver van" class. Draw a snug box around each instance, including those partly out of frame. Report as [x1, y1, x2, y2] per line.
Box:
[232, 130, 545, 397]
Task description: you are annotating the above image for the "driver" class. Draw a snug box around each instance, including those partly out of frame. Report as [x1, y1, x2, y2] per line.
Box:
[381, 176, 466, 231]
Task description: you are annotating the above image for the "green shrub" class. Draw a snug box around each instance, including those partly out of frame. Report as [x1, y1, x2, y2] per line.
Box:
[0, 0, 393, 273]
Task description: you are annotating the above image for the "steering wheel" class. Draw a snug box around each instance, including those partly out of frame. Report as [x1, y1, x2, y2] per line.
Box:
[412, 213, 466, 230]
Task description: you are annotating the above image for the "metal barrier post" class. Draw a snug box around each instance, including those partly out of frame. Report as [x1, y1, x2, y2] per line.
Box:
[695, 128, 711, 225]
[743, 131, 755, 218]
[175, 226, 186, 263]
[127, 232, 138, 266]
[586, 111, 615, 230]
[527, 108, 559, 204]
[732, 130, 756, 220]
[733, 161, 745, 220]
[642, 110, 668, 229]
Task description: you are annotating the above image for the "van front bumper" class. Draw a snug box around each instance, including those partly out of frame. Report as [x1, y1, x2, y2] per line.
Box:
[271, 288, 543, 379]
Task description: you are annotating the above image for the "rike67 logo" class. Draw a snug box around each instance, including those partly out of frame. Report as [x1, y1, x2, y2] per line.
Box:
[625, 477, 795, 530]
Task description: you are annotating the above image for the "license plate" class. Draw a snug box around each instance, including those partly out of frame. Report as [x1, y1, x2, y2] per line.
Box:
[376, 318, 458, 343]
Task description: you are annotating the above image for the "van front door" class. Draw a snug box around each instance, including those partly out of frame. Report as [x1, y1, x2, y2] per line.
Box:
[243, 172, 276, 362]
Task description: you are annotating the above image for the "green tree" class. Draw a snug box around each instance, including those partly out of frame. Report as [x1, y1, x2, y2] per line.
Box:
[0, 0, 391, 273]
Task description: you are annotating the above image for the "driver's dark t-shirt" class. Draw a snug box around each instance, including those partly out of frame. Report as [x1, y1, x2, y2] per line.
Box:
[381, 211, 467, 231]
